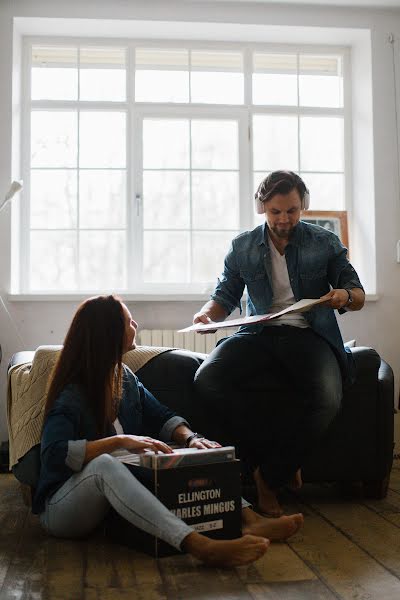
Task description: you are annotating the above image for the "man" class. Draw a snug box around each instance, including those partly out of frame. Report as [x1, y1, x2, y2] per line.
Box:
[193, 171, 365, 516]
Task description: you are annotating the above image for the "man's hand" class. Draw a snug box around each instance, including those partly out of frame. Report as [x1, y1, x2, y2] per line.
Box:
[320, 287, 365, 311]
[193, 312, 217, 334]
[192, 300, 228, 334]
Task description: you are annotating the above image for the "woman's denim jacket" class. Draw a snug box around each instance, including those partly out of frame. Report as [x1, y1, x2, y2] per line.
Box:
[32, 365, 188, 514]
[211, 221, 364, 382]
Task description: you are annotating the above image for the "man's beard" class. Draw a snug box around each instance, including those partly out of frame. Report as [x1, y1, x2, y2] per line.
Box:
[271, 225, 295, 239]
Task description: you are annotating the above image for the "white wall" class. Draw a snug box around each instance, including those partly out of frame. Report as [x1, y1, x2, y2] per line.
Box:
[1, 0, 400, 446]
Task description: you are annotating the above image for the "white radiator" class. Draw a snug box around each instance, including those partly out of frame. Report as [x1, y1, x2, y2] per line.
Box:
[138, 328, 235, 354]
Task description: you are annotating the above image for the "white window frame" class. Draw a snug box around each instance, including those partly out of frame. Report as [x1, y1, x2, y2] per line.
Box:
[20, 36, 351, 297]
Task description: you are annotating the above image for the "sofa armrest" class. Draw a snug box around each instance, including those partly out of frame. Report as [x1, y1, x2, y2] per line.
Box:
[8, 351, 35, 371]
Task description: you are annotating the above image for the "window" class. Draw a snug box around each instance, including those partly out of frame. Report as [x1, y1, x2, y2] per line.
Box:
[22, 41, 349, 294]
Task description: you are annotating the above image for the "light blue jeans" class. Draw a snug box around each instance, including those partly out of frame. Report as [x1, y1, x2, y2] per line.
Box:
[39, 454, 194, 551]
[40, 454, 250, 551]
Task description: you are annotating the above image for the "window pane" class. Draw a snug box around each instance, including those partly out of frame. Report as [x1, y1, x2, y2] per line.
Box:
[144, 231, 189, 282]
[30, 170, 77, 229]
[300, 117, 343, 171]
[190, 50, 243, 104]
[253, 74, 298, 106]
[79, 47, 126, 101]
[79, 170, 126, 228]
[30, 231, 77, 290]
[143, 171, 190, 229]
[31, 111, 77, 168]
[31, 46, 78, 100]
[80, 231, 126, 289]
[135, 48, 189, 102]
[136, 71, 189, 103]
[192, 171, 239, 230]
[252, 54, 297, 106]
[143, 120, 189, 169]
[300, 172, 344, 211]
[191, 120, 238, 169]
[193, 232, 235, 282]
[80, 70, 125, 102]
[299, 55, 343, 108]
[191, 73, 244, 104]
[253, 115, 298, 171]
[79, 112, 126, 168]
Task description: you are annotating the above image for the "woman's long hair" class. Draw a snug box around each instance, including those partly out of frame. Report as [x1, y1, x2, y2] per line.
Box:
[45, 295, 126, 436]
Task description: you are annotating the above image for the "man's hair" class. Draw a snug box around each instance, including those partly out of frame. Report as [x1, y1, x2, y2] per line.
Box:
[45, 295, 125, 436]
[255, 171, 308, 204]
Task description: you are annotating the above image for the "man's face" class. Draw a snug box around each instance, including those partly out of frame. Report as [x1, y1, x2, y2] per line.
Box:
[264, 189, 302, 239]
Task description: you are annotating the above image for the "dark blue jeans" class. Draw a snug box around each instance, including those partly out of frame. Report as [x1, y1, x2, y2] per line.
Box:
[194, 326, 342, 489]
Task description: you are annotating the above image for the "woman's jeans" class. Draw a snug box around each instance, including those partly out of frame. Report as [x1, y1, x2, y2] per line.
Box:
[194, 326, 343, 489]
[40, 454, 194, 550]
[40, 454, 251, 547]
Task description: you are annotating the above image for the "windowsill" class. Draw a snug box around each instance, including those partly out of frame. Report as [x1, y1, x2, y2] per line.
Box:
[7, 293, 380, 303]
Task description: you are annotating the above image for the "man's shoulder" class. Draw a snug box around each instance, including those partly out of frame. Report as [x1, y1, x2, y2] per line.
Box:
[232, 224, 264, 249]
[299, 220, 340, 243]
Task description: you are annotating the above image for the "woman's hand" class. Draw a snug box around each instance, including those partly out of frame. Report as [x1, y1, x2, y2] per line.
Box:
[119, 434, 173, 454]
[188, 437, 222, 450]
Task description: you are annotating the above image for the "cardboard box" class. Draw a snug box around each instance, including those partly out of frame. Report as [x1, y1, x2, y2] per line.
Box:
[105, 460, 242, 557]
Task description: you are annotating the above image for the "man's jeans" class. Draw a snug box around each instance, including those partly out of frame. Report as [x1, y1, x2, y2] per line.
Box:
[194, 326, 342, 489]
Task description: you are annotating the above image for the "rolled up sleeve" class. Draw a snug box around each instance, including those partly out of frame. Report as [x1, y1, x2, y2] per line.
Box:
[159, 416, 190, 443]
[66, 439, 87, 472]
[211, 242, 244, 315]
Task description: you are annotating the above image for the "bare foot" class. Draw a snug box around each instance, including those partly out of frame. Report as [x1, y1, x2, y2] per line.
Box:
[290, 469, 303, 490]
[254, 467, 283, 517]
[242, 508, 304, 541]
[183, 533, 269, 567]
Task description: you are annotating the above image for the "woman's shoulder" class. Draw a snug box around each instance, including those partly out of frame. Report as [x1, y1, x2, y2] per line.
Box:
[122, 363, 139, 384]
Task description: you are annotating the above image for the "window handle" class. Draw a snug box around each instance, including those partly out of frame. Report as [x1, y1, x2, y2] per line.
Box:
[135, 193, 141, 217]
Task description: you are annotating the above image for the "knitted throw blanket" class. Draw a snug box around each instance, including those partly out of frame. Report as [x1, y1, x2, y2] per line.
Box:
[7, 344, 173, 468]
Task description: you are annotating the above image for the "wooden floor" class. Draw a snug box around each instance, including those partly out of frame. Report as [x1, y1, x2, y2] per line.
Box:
[1, 461, 400, 600]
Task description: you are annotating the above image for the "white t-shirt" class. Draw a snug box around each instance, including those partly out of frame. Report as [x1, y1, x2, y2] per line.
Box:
[263, 234, 309, 328]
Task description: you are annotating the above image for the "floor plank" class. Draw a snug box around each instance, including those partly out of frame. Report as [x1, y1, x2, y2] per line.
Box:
[2, 471, 400, 600]
[248, 580, 338, 600]
[236, 542, 317, 584]
[44, 536, 85, 600]
[159, 553, 252, 600]
[287, 503, 400, 600]
[0, 511, 46, 600]
[309, 500, 400, 577]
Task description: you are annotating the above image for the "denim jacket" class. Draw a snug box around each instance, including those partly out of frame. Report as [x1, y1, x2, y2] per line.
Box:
[211, 221, 364, 381]
[32, 365, 188, 514]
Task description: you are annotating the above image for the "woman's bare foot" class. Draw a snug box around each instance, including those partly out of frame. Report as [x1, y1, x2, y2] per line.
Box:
[182, 532, 269, 567]
[241, 507, 304, 541]
[254, 467, 283, 517]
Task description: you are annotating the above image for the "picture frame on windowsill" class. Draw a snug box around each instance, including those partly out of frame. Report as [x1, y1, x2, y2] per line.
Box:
[301, 210, 349, 253]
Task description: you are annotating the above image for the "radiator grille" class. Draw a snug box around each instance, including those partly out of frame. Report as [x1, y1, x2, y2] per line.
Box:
[137, 328, 235, 353]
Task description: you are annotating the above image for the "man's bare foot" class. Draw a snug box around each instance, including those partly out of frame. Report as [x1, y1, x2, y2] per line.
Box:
[242, 507, 304, 541]
[182, 532, 269, 567]
[290, 469, 303, 490]
[254, 467, 283, 517]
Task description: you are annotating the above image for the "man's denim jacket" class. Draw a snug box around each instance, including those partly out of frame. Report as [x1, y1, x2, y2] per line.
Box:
[211, 221, 364, 383]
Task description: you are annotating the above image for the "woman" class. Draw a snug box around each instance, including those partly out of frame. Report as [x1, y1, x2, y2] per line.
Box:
[33, 295, 303, 568]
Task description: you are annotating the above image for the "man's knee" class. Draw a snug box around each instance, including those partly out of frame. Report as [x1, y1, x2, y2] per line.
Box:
[194, 361, 216, 396]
